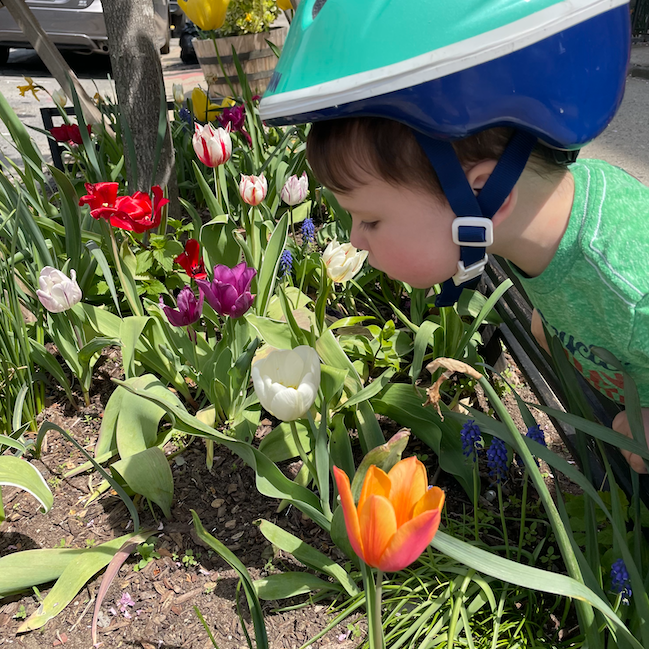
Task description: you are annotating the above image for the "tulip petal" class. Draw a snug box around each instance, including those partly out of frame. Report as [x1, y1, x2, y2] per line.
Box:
[359, 495, 397, 569]
[413, 486, 445, 518]
[388, 457, 428, 528]
[333, 467, 364, 561]
[376, 508, 442, 573]
[269, 387, 302, 422]
[357, 465, 391, 515]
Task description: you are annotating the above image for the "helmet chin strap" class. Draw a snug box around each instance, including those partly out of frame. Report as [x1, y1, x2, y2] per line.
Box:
[414, 131, 537, 307]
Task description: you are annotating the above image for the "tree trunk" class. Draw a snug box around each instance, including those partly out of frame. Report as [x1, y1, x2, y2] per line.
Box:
[101, 0, 179, 218]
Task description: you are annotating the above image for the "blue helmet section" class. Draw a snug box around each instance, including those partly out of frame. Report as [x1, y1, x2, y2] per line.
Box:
[266, 5, 630, 150]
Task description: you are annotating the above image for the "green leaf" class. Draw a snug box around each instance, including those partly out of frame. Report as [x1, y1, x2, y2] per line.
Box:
[372, 383, 474, 496]
[245, 314, 294, 349]
[95, 386, 123, 458]
[201, 219, 241, 270]
[258, 520, 359, 597]
[111, 447, 173, 518]
[115, 377, 172, 458]
[17, 532, 149, 632]
[258, 421, 312, 462]
[192, 511, 269, 649]
[254, 573, 338, 600]
[411, 319, 441, 384]
[0, 547, 86, 598]
[120, 316, 151, 379]
[86, 242, 122, 315]
[0, 456, 52, 514]
[29, 340, 75, 405]
[193, 160, 223, 216]
[257, 213, 289, 317]
[49, 166, 82, 271]
[431, 531, 643, 649]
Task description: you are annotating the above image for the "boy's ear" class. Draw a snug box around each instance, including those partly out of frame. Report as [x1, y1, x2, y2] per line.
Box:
[465, 159, 518, 227]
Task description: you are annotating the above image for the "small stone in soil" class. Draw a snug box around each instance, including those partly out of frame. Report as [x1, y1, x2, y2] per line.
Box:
[224, 520, 236, 529]
[211, 498, 225, 508]
[227, 483, 237, 494]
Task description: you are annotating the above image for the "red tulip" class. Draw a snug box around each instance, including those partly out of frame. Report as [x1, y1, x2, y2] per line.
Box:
[49, 124, 92, 144]
[175, 238, 208, 280]
[79, 184, 169, 233]
[333, 457, 445, 572]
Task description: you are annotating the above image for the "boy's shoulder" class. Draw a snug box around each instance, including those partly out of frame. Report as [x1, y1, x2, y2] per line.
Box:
[570, 158, 648, 192]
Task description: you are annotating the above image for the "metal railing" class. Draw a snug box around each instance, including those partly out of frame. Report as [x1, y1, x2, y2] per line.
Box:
[632, 0, 649, 36]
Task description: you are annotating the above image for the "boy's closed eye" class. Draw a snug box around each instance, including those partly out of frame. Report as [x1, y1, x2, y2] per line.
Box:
[360, 220, 379, 231]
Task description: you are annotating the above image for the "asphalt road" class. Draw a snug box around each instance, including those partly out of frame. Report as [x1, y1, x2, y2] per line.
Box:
[0, 43, 647, 183]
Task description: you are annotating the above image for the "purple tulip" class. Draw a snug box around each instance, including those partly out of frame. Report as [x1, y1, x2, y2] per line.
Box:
[160, 286, 203, 327]
[196, 262, 256, 318]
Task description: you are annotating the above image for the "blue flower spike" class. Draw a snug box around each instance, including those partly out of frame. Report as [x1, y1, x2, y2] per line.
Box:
[302, 217, 316, 244]
[460, 420, 482, 463]
[611, 559, 632, 605]
[486, 437, 509, 484]
[279, 249, 293, 278]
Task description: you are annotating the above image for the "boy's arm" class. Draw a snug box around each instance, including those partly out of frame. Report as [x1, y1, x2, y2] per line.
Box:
[612, 410, 649, 474]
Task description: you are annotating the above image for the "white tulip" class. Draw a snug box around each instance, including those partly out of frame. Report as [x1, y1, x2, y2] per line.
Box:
[51, 87, 67, 108]
[252, 346, 321, 422]
[172, 83, 184, 104]
[36, 266, 82, 313]
[280, 172, 309, 206]
[322, 239, 368, 283]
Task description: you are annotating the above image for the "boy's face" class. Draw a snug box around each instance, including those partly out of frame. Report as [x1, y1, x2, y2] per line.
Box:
[333, 176, 460, 289]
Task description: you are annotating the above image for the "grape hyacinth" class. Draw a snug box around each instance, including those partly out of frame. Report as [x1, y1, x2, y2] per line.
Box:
[486, 437, 509, 483]
[610, 559, 632, 605]
[302, 217, 316, 244]
[179, 107, 192, 125]
[279, 249, 293, 278]
[460, 420, 482, 462]
[518, 424, 547, 468]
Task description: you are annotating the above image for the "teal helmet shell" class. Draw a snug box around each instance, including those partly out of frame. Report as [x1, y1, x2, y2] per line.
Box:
[260, 0, 630, 149]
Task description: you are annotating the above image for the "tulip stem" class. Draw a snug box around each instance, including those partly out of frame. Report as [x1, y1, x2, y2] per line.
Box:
[213, 167, 221, 211]
[374, 570, 384, 649]
[517, 469, 529, 562]
[290, 206, 295, 240]
[289, 420, 318, 490]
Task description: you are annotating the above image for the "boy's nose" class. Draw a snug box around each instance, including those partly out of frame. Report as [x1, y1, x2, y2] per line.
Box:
[350, 226, 368, 252]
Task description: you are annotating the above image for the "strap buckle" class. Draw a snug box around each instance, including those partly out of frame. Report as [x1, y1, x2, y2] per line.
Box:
[452, 254, 488, 285]
[451, 217, 494, 247]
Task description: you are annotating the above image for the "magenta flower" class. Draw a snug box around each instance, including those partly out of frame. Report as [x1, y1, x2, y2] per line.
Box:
[160, 286, 203, 327]
[196, 262, 256, 318]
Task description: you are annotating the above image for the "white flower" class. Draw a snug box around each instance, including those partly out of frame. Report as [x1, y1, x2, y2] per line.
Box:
[172, 83, 184, 104]
[251, 346, 321, 422]
[51, 87, 67, 108]
[280, 172, 309, 206]
[192, 123, 232, 168]
[36, 266, 82, 313]
[322, 239, 368, 283]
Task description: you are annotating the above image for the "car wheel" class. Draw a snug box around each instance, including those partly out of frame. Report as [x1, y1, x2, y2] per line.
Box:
[0, 47, 9, 66]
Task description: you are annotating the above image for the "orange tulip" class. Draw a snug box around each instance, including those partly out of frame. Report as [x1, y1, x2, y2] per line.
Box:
[333, 457, 445, 572]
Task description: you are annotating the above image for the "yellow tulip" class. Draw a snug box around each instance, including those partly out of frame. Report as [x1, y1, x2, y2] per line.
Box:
[178, 0, 231, 31]
[277, 0, 294, 10]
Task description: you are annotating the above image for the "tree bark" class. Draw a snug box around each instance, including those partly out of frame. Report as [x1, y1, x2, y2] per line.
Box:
[102, 0, 179, 217]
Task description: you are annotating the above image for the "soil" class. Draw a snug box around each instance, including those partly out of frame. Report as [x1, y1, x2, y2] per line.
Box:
[0, 346, 577, 649]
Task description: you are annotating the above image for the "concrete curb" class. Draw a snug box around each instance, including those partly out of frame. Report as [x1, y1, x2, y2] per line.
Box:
[630, 65, 649, 80]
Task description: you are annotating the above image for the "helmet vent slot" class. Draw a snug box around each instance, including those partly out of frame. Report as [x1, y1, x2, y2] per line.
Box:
[312, 0, 327, 19]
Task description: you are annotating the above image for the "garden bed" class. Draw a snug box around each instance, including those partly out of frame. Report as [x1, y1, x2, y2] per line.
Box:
[0, 348, 576, 649]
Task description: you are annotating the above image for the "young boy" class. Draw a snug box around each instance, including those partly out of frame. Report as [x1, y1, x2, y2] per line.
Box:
[260, 0, 649, 470]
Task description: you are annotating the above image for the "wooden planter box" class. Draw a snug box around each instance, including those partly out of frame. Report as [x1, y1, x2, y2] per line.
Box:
[192, 26, 288, 98]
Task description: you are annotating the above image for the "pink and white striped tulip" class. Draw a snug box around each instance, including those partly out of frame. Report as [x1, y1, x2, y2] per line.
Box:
[239, 173, 267, 206]
[192, 123, 232, 168]
[280, 172, 309, 206]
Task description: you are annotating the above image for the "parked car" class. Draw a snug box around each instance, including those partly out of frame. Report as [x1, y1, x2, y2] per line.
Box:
[0, 0, 170, 64]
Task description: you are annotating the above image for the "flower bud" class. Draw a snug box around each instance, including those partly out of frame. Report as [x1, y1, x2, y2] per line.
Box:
[239, 173, 267, 206]
[192, 123, 232, 168]
[37, 266, 82, 313]
[51, 87, 67, 108]
[173, 83, 184, 104]
[280, 172, 308, 206]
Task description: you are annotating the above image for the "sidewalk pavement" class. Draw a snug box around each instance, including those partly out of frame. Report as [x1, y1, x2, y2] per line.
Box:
[630, 41, 649, 79]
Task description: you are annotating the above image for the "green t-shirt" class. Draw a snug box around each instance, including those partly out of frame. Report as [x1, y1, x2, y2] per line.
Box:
[515, 159, 649, 406]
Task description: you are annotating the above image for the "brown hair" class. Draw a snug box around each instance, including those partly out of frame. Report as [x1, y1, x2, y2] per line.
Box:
[306, 117, 563, 196]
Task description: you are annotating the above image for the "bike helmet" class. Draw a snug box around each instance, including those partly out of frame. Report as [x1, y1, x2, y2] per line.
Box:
[259, 0, 631, 305]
